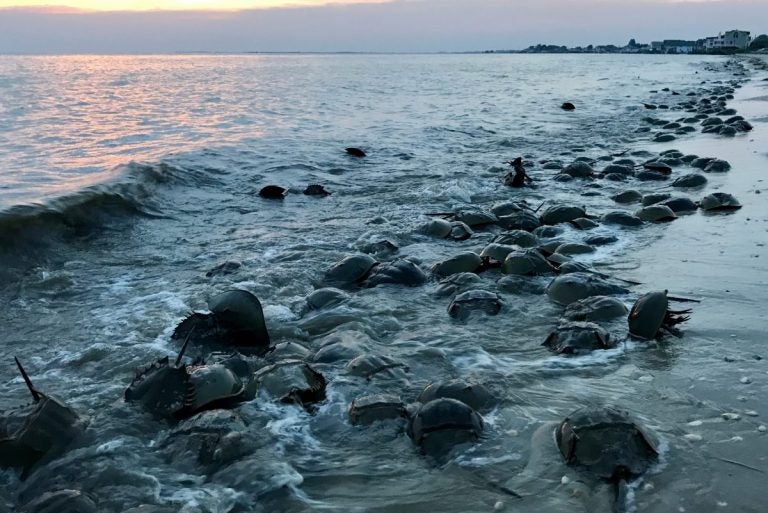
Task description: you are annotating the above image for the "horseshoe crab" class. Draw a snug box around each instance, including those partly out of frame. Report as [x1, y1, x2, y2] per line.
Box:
[543, 322, 613, 355]
[554, 242, 595, 256]
[503, 249, 556, 276]
[699, 192, 742, 211]
[491, 200, 531, 217]
[642, 161, 672, 175]
[258, 185, 287, 199]
[348, 395, 407, 425]
[264, 341, 313, 363]
[346, 147, 366, 157]
[21, 490, 97, 513]
[703, 159, 731, 173]
[305, 287, 350, 311]
[346, 354, 409, 380]
[661, 197, 698, 213]
[172, 289, 271, 354]
[641, 192, 671, 206]
[452, 207, 499, 228]
[570, 217, 598, 230]
[161, 409, 252, 470]
[126, 347, 245, 420]
[0, 358, 88, 479]
[418, 218, 453, 238]
[556, 407, 658, 507]
[634, 205, 676, 222]
[497, 210, 541, 232]
[540, 205, 587, 226]
[324, 254, 379, 287]
[364, 259, 427, 288]
[418, 379, 496, 412]
[434, 272, 482, 297]
[611, 190, 642, 204]
[447, 290, 502, 320]
[671, 173, 707, 188]
[303, 184, 330, 196]
[407, 398, 484, 458]
[562, 162, 595, 179]
[480, 243, 519, 264]
[249, 359, 326, 408]
[430, 252, 482, 278]
[564, 296, 628, 322]
[449, 221, 474, 241]
[601, 211, 643, 227]
[547, 273, 628, 306]
[628, 290, 690, 340]
[492, 230, 538, 248]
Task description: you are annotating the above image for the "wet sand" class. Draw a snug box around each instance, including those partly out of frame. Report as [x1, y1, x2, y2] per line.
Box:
[620, 58, 768, 512]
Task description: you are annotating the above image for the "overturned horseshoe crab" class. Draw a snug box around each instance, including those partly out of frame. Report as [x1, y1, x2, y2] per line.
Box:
[557, 406, 659, 509]
[172, 289, 271, 355]
[0, 358, 88, 479]
[543, 322, 613, 355]
[628, 290, 690, 340]
[407, 398, 484, 458]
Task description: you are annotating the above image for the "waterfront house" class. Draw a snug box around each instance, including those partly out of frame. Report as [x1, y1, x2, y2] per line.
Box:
[705, 30, 752, 50]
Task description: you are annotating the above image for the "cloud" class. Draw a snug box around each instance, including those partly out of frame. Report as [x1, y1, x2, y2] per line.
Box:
[0, 0, 765, 53]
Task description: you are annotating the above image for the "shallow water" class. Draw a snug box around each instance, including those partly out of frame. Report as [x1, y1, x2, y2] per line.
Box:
[1, 54, 767, 513]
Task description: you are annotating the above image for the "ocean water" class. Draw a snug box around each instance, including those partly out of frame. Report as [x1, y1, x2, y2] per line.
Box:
[1, 54, 767, 513]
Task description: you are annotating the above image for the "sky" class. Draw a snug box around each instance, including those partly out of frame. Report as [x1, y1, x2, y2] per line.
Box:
[0, 0, 766, 53]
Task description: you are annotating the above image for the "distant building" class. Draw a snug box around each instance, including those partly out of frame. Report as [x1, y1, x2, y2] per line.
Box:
[705, 30, 751, 50]
[650, 39, 697, 54]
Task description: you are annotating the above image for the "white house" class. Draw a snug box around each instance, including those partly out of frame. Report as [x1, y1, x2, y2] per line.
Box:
[705, 30, 751, 50]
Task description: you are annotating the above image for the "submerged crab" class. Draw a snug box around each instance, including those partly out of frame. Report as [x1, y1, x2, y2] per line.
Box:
[407, 398, 484, 458]
[0, 358, 88, 479]
[628, 290, 690, 340]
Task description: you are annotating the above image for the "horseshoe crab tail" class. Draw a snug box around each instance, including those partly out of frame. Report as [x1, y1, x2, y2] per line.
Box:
[613, 478, 631, 513]
[667, 295, 701, 303]
[174, 322, 197, 367]
[14, 357, 41, 403]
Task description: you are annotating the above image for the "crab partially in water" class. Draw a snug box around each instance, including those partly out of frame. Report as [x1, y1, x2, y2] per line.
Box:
[125, 334, 245, 420]
[171, 289, 272, 355]
[0, 358, 88, 479]
[407, 398, 484, 458]
[628, 290, 690, 340]
[557, 406, 659, 509]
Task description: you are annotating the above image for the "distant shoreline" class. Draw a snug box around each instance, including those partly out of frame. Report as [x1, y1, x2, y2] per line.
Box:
[0, 51, 763, 57]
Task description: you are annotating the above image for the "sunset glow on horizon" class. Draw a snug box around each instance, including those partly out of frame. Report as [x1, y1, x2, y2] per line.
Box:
[0, 0, 387, 11]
